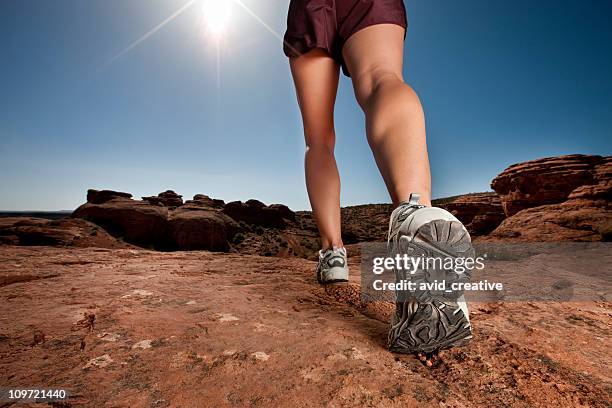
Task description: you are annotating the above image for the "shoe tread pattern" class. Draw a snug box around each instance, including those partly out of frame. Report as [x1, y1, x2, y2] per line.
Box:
[388, 218, 475, 353]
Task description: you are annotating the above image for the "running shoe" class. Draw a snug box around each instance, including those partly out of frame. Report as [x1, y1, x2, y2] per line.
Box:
[316, 246, 349, 284]
[387, 193, 474, 354]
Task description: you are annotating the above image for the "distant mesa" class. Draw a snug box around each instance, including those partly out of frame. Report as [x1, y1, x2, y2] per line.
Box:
[1, 154, 610, 254]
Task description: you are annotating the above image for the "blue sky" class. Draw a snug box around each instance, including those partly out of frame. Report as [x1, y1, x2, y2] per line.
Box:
[1, 0, 611, 211]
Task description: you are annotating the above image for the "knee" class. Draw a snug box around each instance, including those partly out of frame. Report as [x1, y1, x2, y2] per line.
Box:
[304, 126, 336, 153]
[353, 65, 404, 109]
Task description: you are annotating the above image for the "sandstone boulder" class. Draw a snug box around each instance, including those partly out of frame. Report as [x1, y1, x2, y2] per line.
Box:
[73, 190, 242, 251]
[487, 200, 611, 242]
[223, 200, 293, 228]
[87, 189, 132, 204]
[269, 204, 296, 221]
[141, 196, 164, 206]
[72, 199, 168, 249]
[491, 154, 608, 216]
[142, 190, 183, 208]
[0, 217, 129, 248]
[438, 192, 506, 236]
[167, 208, 238, 251]
[190, 194, 225, 209]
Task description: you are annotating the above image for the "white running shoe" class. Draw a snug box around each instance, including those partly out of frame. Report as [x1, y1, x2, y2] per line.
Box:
[387, 193, 474, 354]
[316, 247, 349, 284]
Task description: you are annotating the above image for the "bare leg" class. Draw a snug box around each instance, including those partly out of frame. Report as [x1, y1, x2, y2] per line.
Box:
[289, 49, 343, 249]
[343, 24, 432, 206]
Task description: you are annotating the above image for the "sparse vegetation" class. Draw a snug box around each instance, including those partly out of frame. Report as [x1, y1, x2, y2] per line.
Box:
[232, 233, 245, 244]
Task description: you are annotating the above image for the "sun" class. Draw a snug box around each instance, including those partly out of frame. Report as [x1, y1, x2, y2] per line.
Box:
[202, 0, 231, 37]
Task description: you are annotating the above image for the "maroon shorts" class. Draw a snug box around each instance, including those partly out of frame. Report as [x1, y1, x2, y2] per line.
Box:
[283, 0, 407, 76]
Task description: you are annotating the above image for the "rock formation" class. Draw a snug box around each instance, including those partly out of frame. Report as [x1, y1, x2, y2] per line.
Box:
[72, 190, 239, 251]
[189, 194, 225, 209]
[339, 204, 392, 243]
[167, 205, 238, 251]
[223, 199, 293, 228]
[437, 192, 506, 236]
[487, 200, 611, 241]
[87, 189, 132, 204]
[142, 190, 184, 208]
[0, 217, 129, 248]
[72, 197, 169, 249]
[491, 154, 608, 216]
[489, 155, 611, 241]
[2, 154, 610, 252]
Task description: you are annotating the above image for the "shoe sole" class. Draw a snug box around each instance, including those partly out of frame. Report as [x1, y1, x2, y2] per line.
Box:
[388, 219, 474, 354]
[317, 266, 349, 284]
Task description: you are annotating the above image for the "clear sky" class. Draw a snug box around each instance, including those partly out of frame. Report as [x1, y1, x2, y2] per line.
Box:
[1, 0, 611, 211]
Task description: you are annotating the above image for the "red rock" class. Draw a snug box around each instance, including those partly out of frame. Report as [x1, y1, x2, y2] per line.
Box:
[167, 207, 238, 251]
[340, 204, 392, 243]
[72, 199, 168, 249]
[568, 157, 612, 201]
[338, 194, 506, 242]
[0, 217, 129, 248]
[568, 183, 611, 201]
[141, 196, 164, 206]
[488, 155, 611, 241]
[157, 190, 183, 207]
[245, 199, 265, 210]
[0, 235, 19, 245]
[223, 200, 292, 228]
[487, 199, 612, 242]
[142, 190, 183, 208]
[438, 192, 505, 236]
[87, 189, 132, 204]
[73, 191, 239, 251]
[190, 194, 225, 209]
[268, 204, 296, 221]
[1, 246, 610, 406]
[491, 154, 608, 216]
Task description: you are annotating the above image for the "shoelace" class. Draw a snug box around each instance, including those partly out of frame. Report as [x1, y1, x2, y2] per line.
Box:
[398, 203, 424, 218]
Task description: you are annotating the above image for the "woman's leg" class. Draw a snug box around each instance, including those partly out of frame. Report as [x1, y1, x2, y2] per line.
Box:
[342, 24, 432, 206]
[289, 49, 343, 249]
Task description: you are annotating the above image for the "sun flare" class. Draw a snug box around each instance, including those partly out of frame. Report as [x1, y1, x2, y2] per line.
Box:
[202, 0, 231, 37]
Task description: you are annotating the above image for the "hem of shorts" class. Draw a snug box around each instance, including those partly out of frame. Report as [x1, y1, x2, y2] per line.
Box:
[283, 19, 408, 75]
[339, 19, 408, 77]
[283, 41, 336, 61]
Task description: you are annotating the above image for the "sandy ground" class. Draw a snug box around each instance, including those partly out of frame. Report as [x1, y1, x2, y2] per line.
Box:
[0, 246, 610, 407]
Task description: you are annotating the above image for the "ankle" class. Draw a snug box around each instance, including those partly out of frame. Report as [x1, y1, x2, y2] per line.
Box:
[395, 192, 431, 208]
[321, 239, 344, 251]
